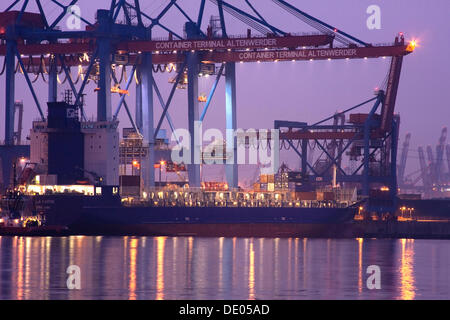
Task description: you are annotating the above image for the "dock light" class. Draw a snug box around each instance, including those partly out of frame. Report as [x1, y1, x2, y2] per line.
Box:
[406, 40, 417, 52]
[132, 160, 139, 168]
[160, 160, 166, 166]
[380, 186, 389, 191]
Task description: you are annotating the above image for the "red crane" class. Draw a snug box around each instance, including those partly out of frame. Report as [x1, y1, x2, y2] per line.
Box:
[0, 0, 416, 193]
[3, 34, 413, 66]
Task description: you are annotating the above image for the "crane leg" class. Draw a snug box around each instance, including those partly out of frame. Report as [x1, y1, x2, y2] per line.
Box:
[225, 62, 238, 189]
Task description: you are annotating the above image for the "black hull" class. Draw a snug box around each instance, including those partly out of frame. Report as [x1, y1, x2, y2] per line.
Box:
[68, 222, 356, 238]
[32, 194, 358, 237]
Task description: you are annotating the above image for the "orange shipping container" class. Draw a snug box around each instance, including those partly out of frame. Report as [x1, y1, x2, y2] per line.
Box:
[294, 191, 317, 200]
[323, 192, 335, 201]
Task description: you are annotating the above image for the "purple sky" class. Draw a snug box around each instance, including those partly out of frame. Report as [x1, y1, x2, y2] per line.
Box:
[1, 0, 449, 181]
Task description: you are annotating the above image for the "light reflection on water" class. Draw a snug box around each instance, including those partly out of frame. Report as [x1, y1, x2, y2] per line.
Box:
[399, 239, 415, 300]
[0, 236, 449, 300]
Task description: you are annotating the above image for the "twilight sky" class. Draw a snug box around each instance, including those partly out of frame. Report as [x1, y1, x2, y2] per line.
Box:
[1, 0, 449, 180]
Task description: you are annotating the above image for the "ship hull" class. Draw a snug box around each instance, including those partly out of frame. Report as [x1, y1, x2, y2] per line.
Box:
[73, 205, 356, 237]
[32, 195, 357, 237]
[69, 222, 356, 237]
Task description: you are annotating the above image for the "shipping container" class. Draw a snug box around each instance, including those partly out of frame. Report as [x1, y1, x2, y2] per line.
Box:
[120, 175, 140, 187]
[323, 192, 335, 201]
[294, 191, 318, 200]
[348, 113, 381, 124]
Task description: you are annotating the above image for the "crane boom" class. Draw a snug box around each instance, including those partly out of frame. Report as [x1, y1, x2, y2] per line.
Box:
[14, 43, 412, 67]
[398, 133, 411, 186]
[446, 145, 450, 178]
[435, 127, 447, 184]
[379, 35, 406, 132]
[426, 145, 436, 185]
[0, 34, 332, 55]
[418, 146, 429, 188]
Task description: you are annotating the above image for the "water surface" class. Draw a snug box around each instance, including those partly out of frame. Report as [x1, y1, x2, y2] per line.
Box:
[0, 236, 448, 299]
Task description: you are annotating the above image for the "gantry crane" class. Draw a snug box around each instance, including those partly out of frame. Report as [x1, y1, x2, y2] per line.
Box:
[435, 127, 447, 185]
[447, 145, 450, 182]
[418, 146, 430, 190]
[274, 33, 413, 214]
[398, 133, 411, 188]
[414, 128, 450, 197]
[0, 0, 415, 195]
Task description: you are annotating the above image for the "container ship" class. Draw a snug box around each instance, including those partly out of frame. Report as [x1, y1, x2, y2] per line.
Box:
[0, 101, 358, 237]
[1, 171, 359, 238]
[23, 186, 356, 237]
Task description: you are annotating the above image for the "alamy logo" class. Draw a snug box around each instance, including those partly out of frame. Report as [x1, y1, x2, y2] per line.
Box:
[66, 265, 81, 290]
[66, 5, 82, 30]
[170, 123, 280, 174]
[366, 5, 381, 30]
[366, 265, 381, 289]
